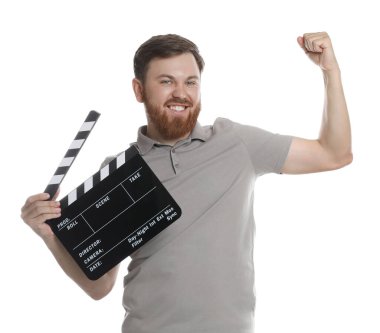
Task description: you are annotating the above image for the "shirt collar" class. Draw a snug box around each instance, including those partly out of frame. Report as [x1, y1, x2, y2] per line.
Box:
[133, 122, 208, 155]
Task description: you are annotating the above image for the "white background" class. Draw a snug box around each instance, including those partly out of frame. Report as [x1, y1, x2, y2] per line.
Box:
[1, 0, 379, 332]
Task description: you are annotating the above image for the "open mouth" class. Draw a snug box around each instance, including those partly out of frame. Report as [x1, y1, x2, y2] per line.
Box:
[167, 104, 190, 112]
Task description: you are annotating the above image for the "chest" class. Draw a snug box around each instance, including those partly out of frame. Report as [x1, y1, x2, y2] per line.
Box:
[143, 137, 255, 213]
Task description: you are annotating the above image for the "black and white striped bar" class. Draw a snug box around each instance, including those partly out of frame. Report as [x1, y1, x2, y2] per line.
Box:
[44, 110, 101, 199]
[59, 147, 136, 210]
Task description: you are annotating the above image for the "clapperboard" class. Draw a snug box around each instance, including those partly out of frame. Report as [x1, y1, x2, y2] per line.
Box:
[46, 111, 182, 280]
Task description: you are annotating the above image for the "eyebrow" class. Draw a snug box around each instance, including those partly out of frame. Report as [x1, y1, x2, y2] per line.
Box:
[156, 74, 200, 81]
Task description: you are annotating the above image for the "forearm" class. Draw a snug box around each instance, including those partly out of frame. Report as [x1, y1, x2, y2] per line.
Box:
[318, 69, 353, 164]
[44, 234, 118, 300]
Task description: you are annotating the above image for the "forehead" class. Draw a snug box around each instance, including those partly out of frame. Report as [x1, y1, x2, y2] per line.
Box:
[146, 53, 200, 79]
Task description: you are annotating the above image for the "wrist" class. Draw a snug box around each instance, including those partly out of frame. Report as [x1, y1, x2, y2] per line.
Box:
[323, 68, 342, 85]
[322, 67, 341, 78]
[42, 232, 58, 249]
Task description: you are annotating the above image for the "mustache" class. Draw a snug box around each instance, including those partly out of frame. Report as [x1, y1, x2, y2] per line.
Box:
[165, 97, 192, 106]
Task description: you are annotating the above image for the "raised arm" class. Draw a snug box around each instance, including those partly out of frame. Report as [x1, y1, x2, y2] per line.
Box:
[281, 32, 353, 174]
[21, 192, 119, 300]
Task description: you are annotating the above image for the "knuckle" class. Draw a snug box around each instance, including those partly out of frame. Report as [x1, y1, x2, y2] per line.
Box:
[35, 205, 44, 215]
[50, 201, 59, 208]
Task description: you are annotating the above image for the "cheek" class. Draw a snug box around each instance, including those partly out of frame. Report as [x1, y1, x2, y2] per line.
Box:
[190, 89, 201, 103]
[144, 86, 172, 104]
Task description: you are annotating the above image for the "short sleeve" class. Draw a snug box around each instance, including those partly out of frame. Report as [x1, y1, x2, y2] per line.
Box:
[232, 121, 293, 176]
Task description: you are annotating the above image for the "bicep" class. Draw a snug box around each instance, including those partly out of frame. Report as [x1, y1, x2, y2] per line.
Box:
[281, 137, 341, 174]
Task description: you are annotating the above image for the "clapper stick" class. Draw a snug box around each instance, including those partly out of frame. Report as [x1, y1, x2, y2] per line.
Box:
[44, 110, 101, 199]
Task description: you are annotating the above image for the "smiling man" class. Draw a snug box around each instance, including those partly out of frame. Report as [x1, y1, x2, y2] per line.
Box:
[132, 40, 203, 146]
[21, 33, 352, 333]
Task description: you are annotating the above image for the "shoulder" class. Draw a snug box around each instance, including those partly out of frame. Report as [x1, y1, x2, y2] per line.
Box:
[212, 117, 267, 138]
[212, 117, 235, 132]
[211, 117, 242, 138]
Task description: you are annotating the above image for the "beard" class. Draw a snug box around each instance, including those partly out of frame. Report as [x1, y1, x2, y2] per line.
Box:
[144, 96, 201, 142]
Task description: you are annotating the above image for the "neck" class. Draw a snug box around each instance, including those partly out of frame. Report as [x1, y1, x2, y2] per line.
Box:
[146, 124, 190, 146]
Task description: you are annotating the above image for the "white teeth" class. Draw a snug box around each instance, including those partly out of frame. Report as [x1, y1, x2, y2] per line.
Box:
[169, 105, 186, 111]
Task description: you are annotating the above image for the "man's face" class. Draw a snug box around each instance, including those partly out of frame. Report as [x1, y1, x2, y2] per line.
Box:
[135, 53, 201, 142]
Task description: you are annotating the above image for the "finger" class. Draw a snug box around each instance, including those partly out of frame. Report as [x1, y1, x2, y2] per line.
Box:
[297, 36, 304, 47]
[24, 210, 62, 231]
[303, 32, 330, 52]
[21, 200, 61, 221]
[303, 35, 313, 52]
[313, 36, 332, 50]
[297, 36, 308, 53]
[31, 212, 62, 226]
[311, 39, 324, 52]
[303, 32, 327, 40]
[304, 36, 323, 53]
[22, 193, 50, 211]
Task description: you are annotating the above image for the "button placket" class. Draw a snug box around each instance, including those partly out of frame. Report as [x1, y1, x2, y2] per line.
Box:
[170, 147, 180, 173]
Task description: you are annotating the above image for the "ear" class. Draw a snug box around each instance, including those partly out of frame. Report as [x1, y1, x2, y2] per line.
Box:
[132, 78, 144, 103]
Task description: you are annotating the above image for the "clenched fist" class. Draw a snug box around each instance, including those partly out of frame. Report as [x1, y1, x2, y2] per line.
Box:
[297, 32, 340, 72]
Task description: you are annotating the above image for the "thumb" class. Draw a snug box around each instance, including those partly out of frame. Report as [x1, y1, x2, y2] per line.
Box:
[297, 36, 307, 53]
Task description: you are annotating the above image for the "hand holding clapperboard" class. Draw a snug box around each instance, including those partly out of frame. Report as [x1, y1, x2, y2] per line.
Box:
[45, 111, 181, 280]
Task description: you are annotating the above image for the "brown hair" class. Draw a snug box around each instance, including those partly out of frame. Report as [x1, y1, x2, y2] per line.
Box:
[133, 34, 205, 82]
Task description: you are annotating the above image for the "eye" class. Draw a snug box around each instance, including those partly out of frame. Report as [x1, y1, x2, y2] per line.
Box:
[186, 80, 198, 87]
[160, 79, 172, 85]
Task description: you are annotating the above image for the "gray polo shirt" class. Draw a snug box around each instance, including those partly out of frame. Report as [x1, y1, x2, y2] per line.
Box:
[117, 117, 292, 333]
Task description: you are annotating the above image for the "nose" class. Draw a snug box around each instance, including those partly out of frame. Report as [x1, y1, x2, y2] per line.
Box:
[172, 82, 187, 100]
